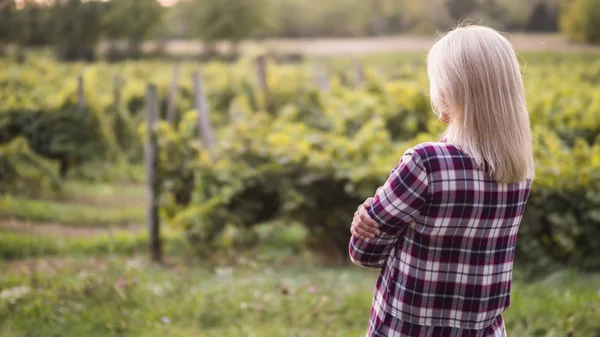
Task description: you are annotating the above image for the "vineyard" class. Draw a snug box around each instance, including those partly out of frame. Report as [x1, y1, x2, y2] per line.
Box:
[3, 52, 600, 265]
[2, 52, 600, 335]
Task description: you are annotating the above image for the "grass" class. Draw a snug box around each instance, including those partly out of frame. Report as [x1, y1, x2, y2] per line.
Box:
[61, 181, 146, 207]
[0, 230, 186, 260]
[1, 180, 598, 336]
[0, 195, 145, 227]
[0, 256, 598, 337]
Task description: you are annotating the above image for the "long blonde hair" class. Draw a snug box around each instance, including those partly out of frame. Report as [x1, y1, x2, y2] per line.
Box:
[426, 24, 535, 183]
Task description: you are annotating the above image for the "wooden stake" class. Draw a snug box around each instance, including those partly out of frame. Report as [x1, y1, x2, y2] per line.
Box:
[166, 64, 180, 125]
[355, 61, 364, 87]
[193, 72, 215, 150]
[314, 66, 329, 92]
[145, 83, 161, 263]
[113, 76, 122, 109]
[256, 55, 269, 110]
[77, 75, 85, 111]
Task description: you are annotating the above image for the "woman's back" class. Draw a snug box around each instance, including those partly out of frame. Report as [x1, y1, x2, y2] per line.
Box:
[350, 141, 531, 336]
[386, 141, 531, 328]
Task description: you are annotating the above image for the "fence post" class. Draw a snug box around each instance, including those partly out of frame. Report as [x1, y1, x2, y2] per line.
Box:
[355, 61, 364, 88]
[166, 64, 180, 125]
[77, 75, 85, 111]
[144, 84, 162, 263]
[193, 72, 215, 150]
[314, 66, 329, 92]
[113, 76, 122, 109]
[255, 54, 269, 111]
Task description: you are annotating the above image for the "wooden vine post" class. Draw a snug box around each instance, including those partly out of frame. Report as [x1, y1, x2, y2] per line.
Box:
[193, 72, 215, 150]
[113, 76, 122, 109]
[314, 66, 329, 92]
[166, 64, 180, 125]
[144, 83, 162, 263]
[77, 75, 85, 112]
[355, 61, 364, 87]
[256, 54, 270, 111]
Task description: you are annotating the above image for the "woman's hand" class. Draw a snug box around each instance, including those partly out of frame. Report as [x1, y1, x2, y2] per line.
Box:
[350, 197, 380, 240]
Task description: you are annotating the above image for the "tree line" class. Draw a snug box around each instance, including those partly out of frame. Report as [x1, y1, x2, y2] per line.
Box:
[0, 0, 162, 61]
[0, 0, 597, 62]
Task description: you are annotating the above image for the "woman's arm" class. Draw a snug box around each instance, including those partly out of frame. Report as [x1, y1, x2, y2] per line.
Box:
[348, 151, 429, 269]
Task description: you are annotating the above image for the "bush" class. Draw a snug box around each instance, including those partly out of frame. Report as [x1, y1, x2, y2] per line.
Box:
[1, 106, 113, 177]
[560, 0, 600, 44]
[0, 137, 61, 196]
[167, 115, 600, 268]
[154, 55, 600, 269]
[518, 132, 600, 270]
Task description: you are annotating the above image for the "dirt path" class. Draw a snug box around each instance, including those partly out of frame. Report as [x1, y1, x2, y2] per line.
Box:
[1, 218, 141, 238]
[158, 34, 600, 57]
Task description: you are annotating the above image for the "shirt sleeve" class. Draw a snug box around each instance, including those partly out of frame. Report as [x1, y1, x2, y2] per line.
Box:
[349, 149, 429, 268]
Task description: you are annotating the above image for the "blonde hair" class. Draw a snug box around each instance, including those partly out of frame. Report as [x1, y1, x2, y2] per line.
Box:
[426, 24, 535, 183]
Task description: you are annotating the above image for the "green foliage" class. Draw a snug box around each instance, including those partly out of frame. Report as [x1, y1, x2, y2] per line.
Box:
[0, 0, 161, 61]
[0, 256, 598, 336]
[0, 0, 17, 47]
[102, 0, 163, 40]
[3, 53, 600, 269]
[50, 0, 107, 61]
[0, 106, 113, 178]
[527, 0, 559, 31]
[184, 0, 273, 54]
[446, 0, 479, 21]
[10, 0, 54, 47]
[519, 133, 600, 269]
[149, 53, 600, 269]
[102, 0, 163, 58]
[0, 59, 138, 178]
[560, 0, 600, 44]
[271, 0, 374, 37]
[0, 137, 61, 196]
[2, 0, 566, 57]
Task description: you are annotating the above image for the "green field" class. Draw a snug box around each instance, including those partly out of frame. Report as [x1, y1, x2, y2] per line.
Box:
[1, 257, 599, 337]
[0, 180, 599, 336]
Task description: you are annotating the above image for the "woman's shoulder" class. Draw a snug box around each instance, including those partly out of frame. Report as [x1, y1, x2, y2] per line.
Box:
[408, 141, 478, 173]
[408, 141, 460, 158]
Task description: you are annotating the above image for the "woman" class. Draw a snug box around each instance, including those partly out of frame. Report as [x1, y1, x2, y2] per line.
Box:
[348, 24, 534, 337]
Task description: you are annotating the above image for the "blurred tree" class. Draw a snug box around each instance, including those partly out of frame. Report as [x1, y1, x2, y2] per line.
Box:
[154, 4, 189, 39]
[482, 0, 506, 22]
[51, 0, 106, 61]
[102, 0, 164, 59]
[498, 0, 532, 31]
[528, 0, 558, 31]
[446, 0, 479, 22]
[367, 0, 406, 35]
[0, 0, 17, 55]
[560, 0, 600, 43]
[401, 0, 439, 33]
[185, 0, 273, 57]
[14, 0, 54, 47]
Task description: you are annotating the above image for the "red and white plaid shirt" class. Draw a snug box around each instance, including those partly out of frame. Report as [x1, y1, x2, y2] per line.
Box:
[349, 141, 531, 337]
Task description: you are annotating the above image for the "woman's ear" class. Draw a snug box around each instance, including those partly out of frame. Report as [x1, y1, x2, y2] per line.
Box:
[440, 112, 451, 124]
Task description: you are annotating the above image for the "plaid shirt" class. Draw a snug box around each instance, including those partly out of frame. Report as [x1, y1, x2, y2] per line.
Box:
[349, 141, 531, 336]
